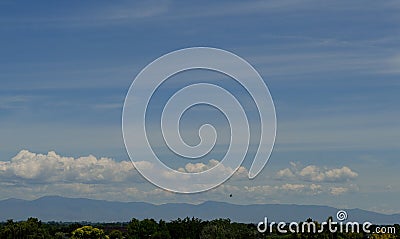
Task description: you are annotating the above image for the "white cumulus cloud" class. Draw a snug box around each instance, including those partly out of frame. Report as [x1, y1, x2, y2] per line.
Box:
[178, 159, 248, 178]
[0, 150, 136, 183]
[276, 162, 358, 182]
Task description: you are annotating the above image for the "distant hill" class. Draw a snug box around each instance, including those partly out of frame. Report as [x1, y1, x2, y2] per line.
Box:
[0, 196, 398, 224]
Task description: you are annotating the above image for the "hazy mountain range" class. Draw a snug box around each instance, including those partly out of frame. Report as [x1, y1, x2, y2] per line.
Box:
[0, 196, 398, 224]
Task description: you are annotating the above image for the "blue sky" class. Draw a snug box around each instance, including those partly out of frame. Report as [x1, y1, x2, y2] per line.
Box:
[0, 1, 399, 214]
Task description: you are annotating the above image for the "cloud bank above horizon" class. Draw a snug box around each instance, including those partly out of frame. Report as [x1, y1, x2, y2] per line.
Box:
[0, 150, 362, 207]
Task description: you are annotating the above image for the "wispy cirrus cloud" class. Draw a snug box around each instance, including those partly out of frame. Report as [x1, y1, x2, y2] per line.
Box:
[0, 1, 170, 28]
[0, 95, 32, 110]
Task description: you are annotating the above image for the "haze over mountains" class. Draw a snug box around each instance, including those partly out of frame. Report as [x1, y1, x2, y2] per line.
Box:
[0, 196, 398, 224]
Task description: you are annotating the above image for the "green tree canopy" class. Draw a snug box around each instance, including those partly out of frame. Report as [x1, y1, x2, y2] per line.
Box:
[71, 225, 109, 239]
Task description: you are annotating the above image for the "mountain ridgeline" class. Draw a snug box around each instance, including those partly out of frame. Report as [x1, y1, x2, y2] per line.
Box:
[0, 196, 398, 224]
